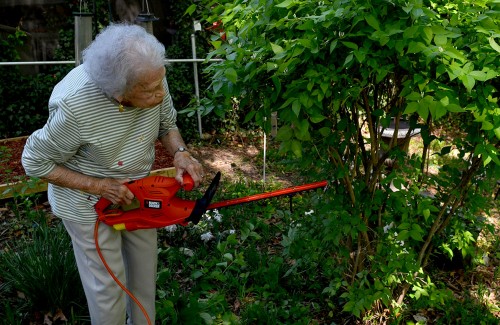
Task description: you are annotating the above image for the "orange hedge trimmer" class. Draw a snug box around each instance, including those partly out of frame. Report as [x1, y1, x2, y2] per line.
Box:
[93, 172, 327, 325]
[95, 172, 327, 231]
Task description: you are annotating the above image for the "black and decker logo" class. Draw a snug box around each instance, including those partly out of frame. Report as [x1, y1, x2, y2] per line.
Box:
[145, 200, 162, 209]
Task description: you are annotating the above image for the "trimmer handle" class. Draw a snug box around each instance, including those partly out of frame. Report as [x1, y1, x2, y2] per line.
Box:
[180, 173, 195, 191]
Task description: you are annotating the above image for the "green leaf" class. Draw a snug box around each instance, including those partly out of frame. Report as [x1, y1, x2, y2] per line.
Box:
[365, 15, 380, 30]
[192, 270, 204, 279]
[482, 120, 494, 131]
[407, 41, 426, 53]
[446, 104, 464, 113]
[292, 100, 301, 117]
[310, 114, 326, 123]
[298, 38, 312, 49]
[397, 230, 410, 241]
[213, 80, 223, 94]
[266, 62, 278, 72]
[319, 127, 331, 137]
[276, 125, 293, 141]
[296, 19, 314, 31]
[399, 222, 411, 230]
[422, 27, 433, 44]
[439, 96, 449, 106]
[410, 224, 424, 241]
[344, 53, 354, 66]
[330, 39, 338, 53]
[442, 48, 466, 63]
[225, 68, 238, 83]
[404, 102, 419, 114]
[417, 102, 429, 121]
[459, 75, 475, 92]
[184, 4, 197, 16]
[406, 92, 422, 101]
[434, 34, 447, 46]
[243, 110, 256, 124]
[291, 140, 302, 158]
[271, 76, 282, 95]
[343, 301, 355, 312]
[474, 144, 500, 166]
[494, 127, 500, 140]
[489, 37, 500, 53]
[423, 209, 430, 220]
[270, 42, 284, 54]
[435, 103, 447, 120]
[276, 0, 295, 8]
[211, 40, 222, 49]
[354, 50, 366, 63]
[342, 41, 358, 50]
[294, 119, 311, 141]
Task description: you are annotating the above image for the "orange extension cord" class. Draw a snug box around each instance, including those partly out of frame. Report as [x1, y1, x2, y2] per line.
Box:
[93, 220, 152, 325]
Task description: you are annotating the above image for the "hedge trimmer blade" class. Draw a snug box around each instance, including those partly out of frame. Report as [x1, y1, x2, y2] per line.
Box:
[185, 171, 221, 224]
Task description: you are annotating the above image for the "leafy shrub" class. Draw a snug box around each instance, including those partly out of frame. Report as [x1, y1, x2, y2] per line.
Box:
[196, 0, 500, 321]
[0, 222, 85, 320]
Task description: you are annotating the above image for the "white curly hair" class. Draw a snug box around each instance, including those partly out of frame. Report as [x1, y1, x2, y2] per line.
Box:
[82, 23, 166, 98]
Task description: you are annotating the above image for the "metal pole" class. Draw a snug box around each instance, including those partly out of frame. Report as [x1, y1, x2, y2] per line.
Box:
[271, 111, 278, 139]
[74, 12, 93, 66]
[191, 33, 203, 138]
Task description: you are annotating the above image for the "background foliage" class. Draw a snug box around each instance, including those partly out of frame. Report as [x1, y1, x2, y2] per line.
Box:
[0, 0, 215, 141]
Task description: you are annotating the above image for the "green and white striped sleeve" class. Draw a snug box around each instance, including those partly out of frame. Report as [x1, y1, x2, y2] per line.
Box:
[22, 98, 81, 178]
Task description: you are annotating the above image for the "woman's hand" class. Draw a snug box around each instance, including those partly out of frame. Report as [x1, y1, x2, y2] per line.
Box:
[173, 151, 204, 188]
[96, 178, 135, 205]
[42, 165, 135, 205]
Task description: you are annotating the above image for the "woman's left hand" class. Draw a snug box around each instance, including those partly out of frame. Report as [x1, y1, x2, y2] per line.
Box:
[173, 151, 204, 188]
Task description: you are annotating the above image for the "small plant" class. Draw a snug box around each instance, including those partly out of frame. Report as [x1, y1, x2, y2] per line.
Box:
[0, 221, 86, 322]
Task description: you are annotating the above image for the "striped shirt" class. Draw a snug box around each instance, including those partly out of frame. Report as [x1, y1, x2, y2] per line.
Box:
[22, 65, 178, 224]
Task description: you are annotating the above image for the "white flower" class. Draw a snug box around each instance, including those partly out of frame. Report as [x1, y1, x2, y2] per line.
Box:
[200, 232, 214, 242]
[212, 209, 223, 222]
[229, 229, 235, 234]
[164, 225, 178, 232]
[179, 247, 194, 257]
[304, 210, 314, 216]
[383, 222, 394, 233]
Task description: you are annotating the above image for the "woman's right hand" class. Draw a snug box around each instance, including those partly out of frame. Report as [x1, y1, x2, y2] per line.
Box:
[96, 178, 135, 205]
[42, 165, 135, 206]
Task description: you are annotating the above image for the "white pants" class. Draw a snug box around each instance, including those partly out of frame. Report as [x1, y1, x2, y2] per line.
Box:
[63, 219, 157, 325]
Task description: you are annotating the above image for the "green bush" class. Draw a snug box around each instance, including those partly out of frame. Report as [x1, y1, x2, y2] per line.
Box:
[0, 222, 85, 320]
[195, 0, 500, 321]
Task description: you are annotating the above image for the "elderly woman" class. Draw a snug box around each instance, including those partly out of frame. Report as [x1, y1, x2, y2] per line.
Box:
[22, 24, 203, 324]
